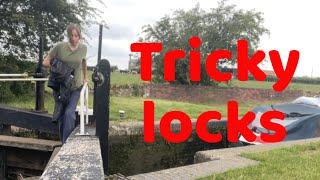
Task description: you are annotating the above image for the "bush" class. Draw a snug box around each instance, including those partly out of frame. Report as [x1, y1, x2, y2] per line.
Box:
[0, 83, 14, 102]
[0, 54, 36, 102]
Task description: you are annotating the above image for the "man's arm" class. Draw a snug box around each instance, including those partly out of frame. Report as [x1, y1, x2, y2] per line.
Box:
[43, 43, 60, 68]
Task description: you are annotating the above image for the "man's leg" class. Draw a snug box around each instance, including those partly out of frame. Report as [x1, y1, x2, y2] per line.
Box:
[53, 91, 65, 141]
[61, 89, 81, 143]
[59, 116, 64, 143]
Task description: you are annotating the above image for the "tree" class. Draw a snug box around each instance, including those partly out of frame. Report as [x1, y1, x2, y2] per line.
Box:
[140, 1, 269, 85]
[0, 0, 106, 60]
[0, 0, 106, 99]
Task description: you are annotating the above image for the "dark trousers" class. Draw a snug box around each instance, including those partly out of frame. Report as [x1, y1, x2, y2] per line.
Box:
[58, 88, 81, 144]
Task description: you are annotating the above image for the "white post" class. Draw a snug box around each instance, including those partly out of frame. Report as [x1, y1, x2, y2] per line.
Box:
[79, 82, 88, 135]
[85, 84, 89, 124]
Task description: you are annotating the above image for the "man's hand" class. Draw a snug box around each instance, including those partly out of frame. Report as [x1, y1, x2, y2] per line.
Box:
[83, 78, 88, 87]
[42, 55, 52, 68]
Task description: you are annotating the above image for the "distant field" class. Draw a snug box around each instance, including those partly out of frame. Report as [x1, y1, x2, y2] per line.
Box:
[110, 72, 142, 86]
[105, 72, 320, 93]
[87, 71, 142, 86]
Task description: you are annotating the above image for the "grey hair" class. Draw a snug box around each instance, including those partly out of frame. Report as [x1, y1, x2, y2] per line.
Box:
[66, 23, 82, 39]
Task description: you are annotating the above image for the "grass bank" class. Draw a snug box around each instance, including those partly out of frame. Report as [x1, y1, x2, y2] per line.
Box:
[200, 142, 320, 179]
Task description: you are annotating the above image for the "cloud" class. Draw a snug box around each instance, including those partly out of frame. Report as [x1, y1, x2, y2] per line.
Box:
[84, 0, 320, 76]
[109, 0, 136, 7]
[104, 24, 135, 40]
[86, 37, 130, 68]
[85, 24, 136, 40]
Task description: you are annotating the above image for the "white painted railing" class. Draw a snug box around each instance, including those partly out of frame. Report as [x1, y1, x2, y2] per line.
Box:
[0, 73, 29, 77]
[79, 82, 89, 135]
[0, 78, 49, 82]
[0, 74, 91, 135]
[0, 73, 48, 81]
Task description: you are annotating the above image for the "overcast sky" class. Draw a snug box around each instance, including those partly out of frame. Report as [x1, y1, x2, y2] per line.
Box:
[85, 0, 320, 77]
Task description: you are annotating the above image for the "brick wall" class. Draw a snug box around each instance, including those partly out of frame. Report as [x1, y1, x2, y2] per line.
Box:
[110, 85, 144, 97]
[146, 84, 305, 103]
[110, 84, 307, 104]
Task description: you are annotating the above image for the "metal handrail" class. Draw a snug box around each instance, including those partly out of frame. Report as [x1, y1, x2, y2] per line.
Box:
[0, 78, 48, 82]
[79, 82, 89, 135]
[0, 74, 89, 135]
[0, 73, 29, 77]
[0, 73, 48, 81]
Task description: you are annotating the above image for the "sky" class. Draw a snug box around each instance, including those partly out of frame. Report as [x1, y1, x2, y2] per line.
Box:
[85, 0, 320, 77]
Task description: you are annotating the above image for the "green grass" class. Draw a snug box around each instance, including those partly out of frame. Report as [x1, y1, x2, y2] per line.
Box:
[2, 93, 217, 121]
[110, 96, 216, 120]
[200, 142, 320, 180]
[86, 71, 142, 88]
[1, 92, 283, 121]
[110, 72, 142, 86]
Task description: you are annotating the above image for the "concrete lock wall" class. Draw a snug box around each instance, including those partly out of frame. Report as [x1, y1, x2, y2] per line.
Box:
[107, 84, 313, 175]
[108, 120, 227, 176]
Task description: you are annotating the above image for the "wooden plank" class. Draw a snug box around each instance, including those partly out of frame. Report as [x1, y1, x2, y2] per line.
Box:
[0, 148, 6, 179]
[6, 147, 51, 171]
[0, 124, 11, 135]
[24, 176, 40, 180]
[7, 167, 42, 179]
[0, 105, 58, 135]
[0, 135, 61, 151]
